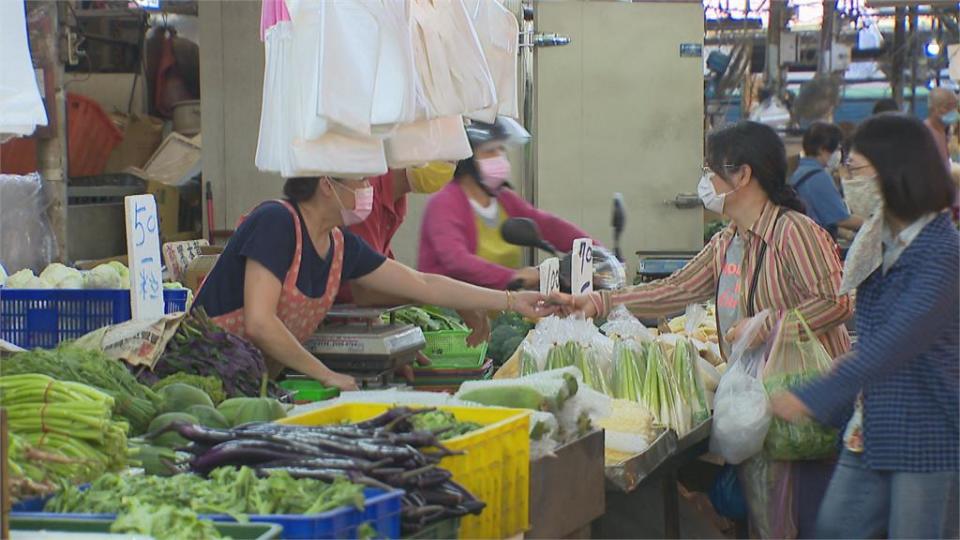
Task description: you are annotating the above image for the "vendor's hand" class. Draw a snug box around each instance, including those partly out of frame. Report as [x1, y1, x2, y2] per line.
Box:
[547, 292, 598, 318]
[725, 313, 770, 347]
[323, 372, 359, 392]
[396, 352, 431, 384]
[513, 267, 541, 289]
[458, 309, 491, 347]
[511, 291, 557, 319]
[770, 391, 812, 423]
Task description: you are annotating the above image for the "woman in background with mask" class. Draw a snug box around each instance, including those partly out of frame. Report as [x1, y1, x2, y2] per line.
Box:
[195, 176, 555, 391]
[418, 117, 593, 290]
[557, 121, 851, 537]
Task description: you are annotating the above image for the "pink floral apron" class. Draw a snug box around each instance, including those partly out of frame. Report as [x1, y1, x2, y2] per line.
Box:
[209, 200, 344, 345]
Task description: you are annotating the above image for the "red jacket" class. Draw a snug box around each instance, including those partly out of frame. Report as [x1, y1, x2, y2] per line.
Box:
[417, 181, 591, 289]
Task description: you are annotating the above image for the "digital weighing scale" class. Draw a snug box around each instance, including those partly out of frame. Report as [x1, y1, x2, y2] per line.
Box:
[303, 305, 425, 387]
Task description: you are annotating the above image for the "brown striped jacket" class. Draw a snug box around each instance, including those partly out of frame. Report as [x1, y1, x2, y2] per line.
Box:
[602, 200, 852, 359]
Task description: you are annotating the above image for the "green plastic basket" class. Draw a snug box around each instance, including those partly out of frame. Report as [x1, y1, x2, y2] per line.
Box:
[10, 516, 281, 539]
[421, 330, 488, 369]
[404, 518, 461, 539]
[278, 379, 340, 402]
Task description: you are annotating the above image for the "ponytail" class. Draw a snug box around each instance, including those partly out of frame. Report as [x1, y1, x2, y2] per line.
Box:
[771, 184, 806, 214]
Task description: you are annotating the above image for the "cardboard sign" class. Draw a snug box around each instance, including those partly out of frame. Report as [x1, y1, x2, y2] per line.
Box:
[539, 257, 560, 295]
[162, 239, 209, 283]
[571, 238, 594, 295]
[125, 195, 164, 320]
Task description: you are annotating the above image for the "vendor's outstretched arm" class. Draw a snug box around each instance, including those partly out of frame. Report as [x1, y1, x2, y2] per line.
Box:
[355, 259, 553, 319]
[242, 259, 357, 390]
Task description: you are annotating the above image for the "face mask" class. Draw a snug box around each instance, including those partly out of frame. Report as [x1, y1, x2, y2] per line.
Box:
[941, 110, 960, 125]
[698, 173, 726, 214]
[827, 150, 842, 171]
[476, 155, 511, 192]
[329, 179, 374, 226]
[849, 174, 883, 217]
[409, 161, 455, 194]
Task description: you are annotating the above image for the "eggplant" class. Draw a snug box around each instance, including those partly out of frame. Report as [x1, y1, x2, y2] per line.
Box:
[191, 439, 308, 474]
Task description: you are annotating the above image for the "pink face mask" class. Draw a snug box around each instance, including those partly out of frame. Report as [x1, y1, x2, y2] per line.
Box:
[476, 155, 511, 192]
[329, 179, 374, 226]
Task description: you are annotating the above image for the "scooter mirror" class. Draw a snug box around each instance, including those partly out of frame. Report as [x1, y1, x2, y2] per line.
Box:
[501, 218, 558, 255]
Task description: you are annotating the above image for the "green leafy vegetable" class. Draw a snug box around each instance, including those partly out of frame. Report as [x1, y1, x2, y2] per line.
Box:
[154, 374, 226, 405]
[409, 410, 481, 440]
[111, 500, 225, 540]
[763, 372, 837, 460]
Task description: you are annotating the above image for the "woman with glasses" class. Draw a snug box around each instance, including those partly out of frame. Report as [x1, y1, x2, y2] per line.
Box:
[558, 120, 852, 536]
[771, 114, 959, 539]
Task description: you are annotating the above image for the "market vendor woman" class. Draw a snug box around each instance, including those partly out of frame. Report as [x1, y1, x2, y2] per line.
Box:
[195, 176, 553, 391]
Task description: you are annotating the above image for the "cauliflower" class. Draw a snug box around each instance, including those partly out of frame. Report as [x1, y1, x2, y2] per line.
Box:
[6, 269, 51, 289]
[39, 263, 84, 289]
[83, 263, 123, 289]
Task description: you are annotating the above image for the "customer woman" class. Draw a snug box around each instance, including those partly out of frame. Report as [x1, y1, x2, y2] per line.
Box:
[418, 117, 594, 290]
[194, 176, 554, 391]
[560, 121, 852, 537]
[771, 114, 959, 539]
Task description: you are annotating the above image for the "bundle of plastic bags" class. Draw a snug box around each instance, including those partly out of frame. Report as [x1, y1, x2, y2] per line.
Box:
[710, 310, 772, 465]
[520, 316, 614, 395]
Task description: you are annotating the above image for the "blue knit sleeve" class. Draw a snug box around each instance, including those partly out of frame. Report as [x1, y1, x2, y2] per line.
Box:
[795, 227, 960, 422]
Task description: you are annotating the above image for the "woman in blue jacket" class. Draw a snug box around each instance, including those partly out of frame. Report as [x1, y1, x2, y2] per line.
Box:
[771, 113, 959, 539]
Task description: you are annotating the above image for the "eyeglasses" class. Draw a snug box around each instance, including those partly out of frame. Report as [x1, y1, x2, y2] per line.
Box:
[702, 164, 740, 177]
[842, 159, 872, 174]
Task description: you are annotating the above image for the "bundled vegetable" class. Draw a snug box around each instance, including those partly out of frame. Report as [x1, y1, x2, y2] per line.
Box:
[1, 374, 129, 499]
[638, 342, 692, 435]
[46, 466, 364, 518]
[144, 408, 485, 534]
[671, 337, 711, 427]
[1, 346, 160, 435]
[140, 308, 281, 399]
[457, 369, 579, 413]
[153, 373, 227, 405]
[386, 306, 467, 332]
[610, 340, 647, 402]
[489, 312, 534, 366]
[110, 501, 224, 540]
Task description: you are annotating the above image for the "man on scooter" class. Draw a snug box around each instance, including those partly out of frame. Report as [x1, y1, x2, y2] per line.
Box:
[417, 117, 596, 290]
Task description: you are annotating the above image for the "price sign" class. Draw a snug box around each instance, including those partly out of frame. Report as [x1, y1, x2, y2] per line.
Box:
[571, 238, 594, 295]
[125, 195, 164, 320]
[539, 257, 560, 295]
[162, 239, 208, 283]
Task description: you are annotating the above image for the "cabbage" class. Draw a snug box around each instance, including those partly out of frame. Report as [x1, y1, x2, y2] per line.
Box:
[39, 263, 84, 289]
[83, 264, 123, 289]
[0, 263, 7, 287]
[6, 269, 51, 289]
[107, 261, 130, 289]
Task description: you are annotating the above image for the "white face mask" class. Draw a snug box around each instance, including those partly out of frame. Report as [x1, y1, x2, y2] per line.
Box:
[698, 173, 727, 214]
[849, 174, 883, 216]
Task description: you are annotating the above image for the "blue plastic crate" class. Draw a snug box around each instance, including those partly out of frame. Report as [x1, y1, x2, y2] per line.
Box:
[0, 288, 188, 348]
[12, 488, 403, 540]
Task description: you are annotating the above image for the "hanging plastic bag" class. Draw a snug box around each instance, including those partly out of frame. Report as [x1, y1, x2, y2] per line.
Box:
[384, 115, 472, 168]
[463, 0, 519, 121]
[0, 173, 57, 273]
[255, 21, 293, 173]
[709, 310, 772, 465]
[370, 0, 417, 134]
[738, 456, 798, 539]
[0, 0, 48, 139]
[761, 311, 838, 460]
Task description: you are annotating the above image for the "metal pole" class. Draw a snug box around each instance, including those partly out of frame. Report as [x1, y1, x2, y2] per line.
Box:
[818, 0, 836, 75]
[909, 5, 920, 113]
[892, 6, 906, 106]
[765, 0, 785, 96]
[30, 0, 69, 263]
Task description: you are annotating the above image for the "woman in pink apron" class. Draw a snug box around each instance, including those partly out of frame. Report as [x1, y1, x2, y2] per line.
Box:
[195, 176, 552, 391]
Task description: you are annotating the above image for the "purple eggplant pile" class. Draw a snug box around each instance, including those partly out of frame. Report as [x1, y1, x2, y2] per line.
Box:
[149, 407, 485, 534]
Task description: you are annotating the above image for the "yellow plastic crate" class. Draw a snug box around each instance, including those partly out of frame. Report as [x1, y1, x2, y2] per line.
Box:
[281, 403, 531, 539]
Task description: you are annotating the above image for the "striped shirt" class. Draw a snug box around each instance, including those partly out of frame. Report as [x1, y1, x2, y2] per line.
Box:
[796, 213, 959, 472]
[601, 201, 852, 359]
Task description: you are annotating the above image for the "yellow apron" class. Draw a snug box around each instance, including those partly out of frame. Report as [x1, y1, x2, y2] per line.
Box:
[475, 209, 523, 268]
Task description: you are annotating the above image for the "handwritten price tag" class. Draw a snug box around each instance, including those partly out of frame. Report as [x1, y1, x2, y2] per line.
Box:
[539, 257, 560, 295]
[571, 238, 594, 295]
[125, 195, 164, 320]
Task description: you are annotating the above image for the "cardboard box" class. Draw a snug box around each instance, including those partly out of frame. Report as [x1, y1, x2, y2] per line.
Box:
[184, 254, 219, 294]
[104, 113, 164, 173]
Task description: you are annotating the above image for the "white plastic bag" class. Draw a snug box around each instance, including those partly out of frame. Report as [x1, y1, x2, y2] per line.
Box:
[0, 173, 57, 273]
[709, 311, 772, 465]
[255, 21, 293, 173]
[370, 0, 417, 134]
[601, 304, 655, 342]
[462, 0, 519, 121]
[384, 115, 472, 167]
[0, 0, 48, 138]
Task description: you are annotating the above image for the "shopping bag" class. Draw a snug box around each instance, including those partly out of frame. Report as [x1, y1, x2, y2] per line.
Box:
[738, 456, 798, 539]
[709, 464, 747, 521]
[761, 310, 838, 461]
[709, 311, 772, 465]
